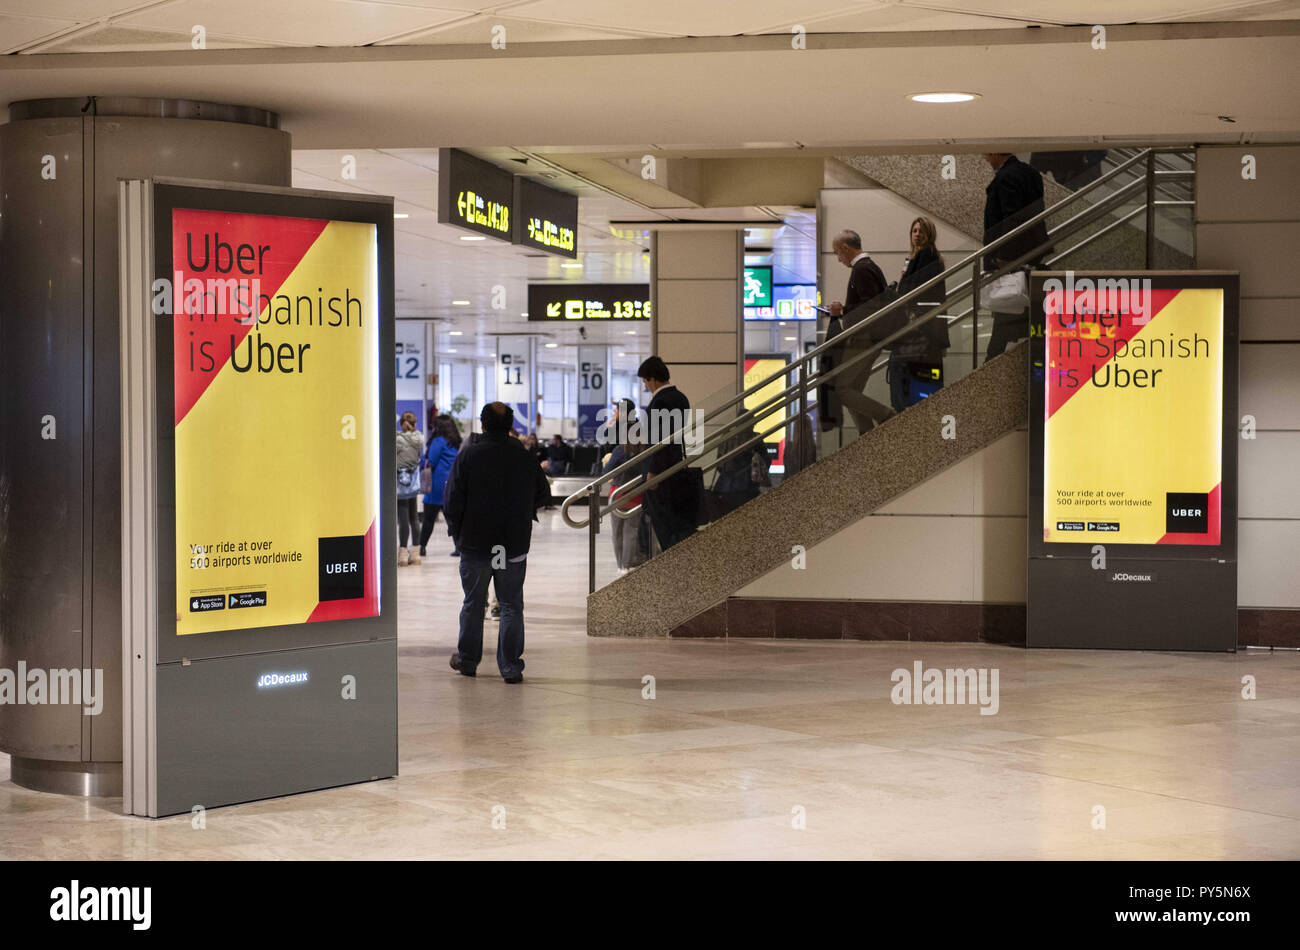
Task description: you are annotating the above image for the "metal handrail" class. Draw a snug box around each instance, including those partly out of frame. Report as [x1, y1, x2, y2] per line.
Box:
[560, 147, 1166, 530]
[562, 146, 1191, 536]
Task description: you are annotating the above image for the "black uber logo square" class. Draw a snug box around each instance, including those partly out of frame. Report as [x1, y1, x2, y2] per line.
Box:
[318, 535, 365, 602]
[1166, 492, 1209, 534]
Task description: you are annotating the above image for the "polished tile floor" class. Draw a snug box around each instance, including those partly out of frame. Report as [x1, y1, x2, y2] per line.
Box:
[2, 510, 1298, 859]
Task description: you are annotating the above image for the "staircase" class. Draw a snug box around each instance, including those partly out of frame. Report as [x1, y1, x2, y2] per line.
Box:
[587, 343, 1027, 637]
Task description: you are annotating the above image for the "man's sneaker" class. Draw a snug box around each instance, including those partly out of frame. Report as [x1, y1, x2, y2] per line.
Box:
[503, 673, 523, 684]
[490, 604, 501, 619]
[449, 653, 475, 677]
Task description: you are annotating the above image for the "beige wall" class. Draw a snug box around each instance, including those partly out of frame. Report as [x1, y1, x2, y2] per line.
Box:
[1197, 144, 1300, 609]
[651, 228, 744, 403]
[737, 430, 1028, 602]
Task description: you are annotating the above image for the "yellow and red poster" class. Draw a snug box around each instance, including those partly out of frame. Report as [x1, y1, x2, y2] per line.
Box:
[1043, 280, 1223, 545]
[172, 208, 381, 634]
[743, 357, 788, 466]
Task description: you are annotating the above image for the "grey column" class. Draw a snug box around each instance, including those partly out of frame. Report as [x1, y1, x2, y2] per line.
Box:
[0, 98, 290, 796]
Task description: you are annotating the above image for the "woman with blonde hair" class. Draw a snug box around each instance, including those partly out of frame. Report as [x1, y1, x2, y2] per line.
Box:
[888, 216, 950, 412]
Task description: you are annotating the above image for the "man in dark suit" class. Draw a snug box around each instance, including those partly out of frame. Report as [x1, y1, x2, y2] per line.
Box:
[636, 356, 699, 552]
[443, 402, 550, 683]
[983, 152, 1051, 362]
[827, 230, 896, 433]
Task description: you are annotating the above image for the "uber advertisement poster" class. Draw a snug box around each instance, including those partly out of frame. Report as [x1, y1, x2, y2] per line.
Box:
[1042, 277, 1223, 545]
[172, 208, 381, 634]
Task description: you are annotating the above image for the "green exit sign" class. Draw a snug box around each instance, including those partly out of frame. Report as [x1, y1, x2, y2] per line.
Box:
[743, 266, 772, 307]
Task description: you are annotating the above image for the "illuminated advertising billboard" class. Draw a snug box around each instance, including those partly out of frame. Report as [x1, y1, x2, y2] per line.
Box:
[743, 355, 790, 467]
[1039, 274, 1224, 546]
[527, 283, 650, 321]
[171, 208, 381, 635]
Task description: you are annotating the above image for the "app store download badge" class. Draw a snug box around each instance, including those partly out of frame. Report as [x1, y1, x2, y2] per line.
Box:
[189, 594, 225, 612]
[318, 536, 365, 602]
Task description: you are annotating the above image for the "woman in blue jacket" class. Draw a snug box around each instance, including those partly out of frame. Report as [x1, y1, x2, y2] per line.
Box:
[418, 414, 462, 557]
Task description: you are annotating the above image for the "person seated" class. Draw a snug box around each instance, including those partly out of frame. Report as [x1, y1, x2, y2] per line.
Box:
[541, 434, 572, 477]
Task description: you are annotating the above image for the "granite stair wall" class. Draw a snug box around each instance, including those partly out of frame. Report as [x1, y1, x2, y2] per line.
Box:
[587, 343, 1029, 637]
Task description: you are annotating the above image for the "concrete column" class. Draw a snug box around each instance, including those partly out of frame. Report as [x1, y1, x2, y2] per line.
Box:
[0, 97, 290, 796]
[650, 229, 744, 404]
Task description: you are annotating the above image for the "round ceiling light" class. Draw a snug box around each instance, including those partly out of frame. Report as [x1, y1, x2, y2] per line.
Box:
[908, 92, 979, 104]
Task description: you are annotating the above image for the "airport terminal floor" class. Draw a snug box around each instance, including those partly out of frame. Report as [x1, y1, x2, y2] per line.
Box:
[2, 512, 1297, 861]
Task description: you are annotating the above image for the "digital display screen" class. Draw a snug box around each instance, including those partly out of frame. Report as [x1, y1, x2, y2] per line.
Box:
[743, 266, 772, 307]
[513, 177, 577, 258]
[528, 283, 651, 321]
[745, 284, 817, 320]
[171, 208, 381, 634]
[437, 148, 512, 241]
[1041, 277, 1224, 545]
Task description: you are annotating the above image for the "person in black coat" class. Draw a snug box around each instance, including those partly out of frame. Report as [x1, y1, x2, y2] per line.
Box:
[443, 402, 550, 683]
[983, 152, 1051, 362]
[825, 229, 896, 433]
[636, 356, 699, 552]
[887, 216, 950, 412]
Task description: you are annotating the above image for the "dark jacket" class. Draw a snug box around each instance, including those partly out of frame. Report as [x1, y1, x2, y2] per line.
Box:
[443, 432, 551, 558]
[546, 440, 573, 463]
[894, 246, 950, 357]
[983, 156, 1050, 269]
[641, 384, 699, 515]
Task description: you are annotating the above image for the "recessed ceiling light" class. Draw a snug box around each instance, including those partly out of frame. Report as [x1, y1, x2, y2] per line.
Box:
[544, 342, 558, 348]
[784, 336, 796, 341]
[908, 92, 978, 103]
[617, 352, 627, 357]
[393, 213, 409, 219]
[452, 300, 470, 306]
[561, 262, 583, 268]
[446, 348, 457, 353]
[521, 312, 528, 317]
[459, 235, 486, 241]
[778, 321, 786, 326]
[624, 330, 636, 335]
[449, 330, 463, 336]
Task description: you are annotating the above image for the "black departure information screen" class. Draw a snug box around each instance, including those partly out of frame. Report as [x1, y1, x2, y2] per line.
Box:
[514, 177, 578, 258]
[437, 148, 512, 241]
[528, 284, 651, 321]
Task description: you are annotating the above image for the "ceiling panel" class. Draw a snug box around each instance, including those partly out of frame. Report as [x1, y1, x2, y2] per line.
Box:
[379, 12, 658, 44]
[910, 0, 1300, 23]
[758, 5, 1035, 32]
[36, 24, 273, 52]
[508, 0, 868, 37]
[0, 14, 81, 53]
[119, 0, 468, 47]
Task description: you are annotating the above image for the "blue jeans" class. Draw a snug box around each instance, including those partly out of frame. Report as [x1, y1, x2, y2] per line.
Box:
[457, 552, 526, 678]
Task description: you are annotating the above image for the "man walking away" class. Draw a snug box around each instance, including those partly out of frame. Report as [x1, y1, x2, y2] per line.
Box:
[982, 152, 1051, 361]
[443, 402, 550, 683]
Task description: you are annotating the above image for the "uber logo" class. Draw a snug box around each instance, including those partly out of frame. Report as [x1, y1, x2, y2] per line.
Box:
[318, 535, 365, 602]
[1166, 492, 1209, 534]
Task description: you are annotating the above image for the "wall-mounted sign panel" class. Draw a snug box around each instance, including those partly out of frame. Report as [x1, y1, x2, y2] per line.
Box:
[514, 177, 577, 258]
[1027, 270, 1239, 652]
[745, 283, 818, 320]
[497, 335, 536, 433]
[437, 148, 513, 242]
[527, 283, 651, 321]
[743, 266, 773, 307]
